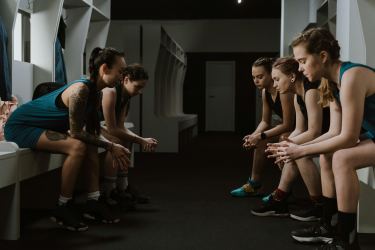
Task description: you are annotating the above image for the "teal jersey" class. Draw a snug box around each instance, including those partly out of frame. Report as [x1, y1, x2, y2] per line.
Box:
[4, 78, 94, 148]
[333, 61, 375, 138]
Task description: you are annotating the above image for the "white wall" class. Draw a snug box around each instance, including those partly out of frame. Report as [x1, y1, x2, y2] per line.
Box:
[280, 0, 310, 56]
[336, 0, 366, 63]
[109, 19, 280, 53]
[357, 0, 375, 67]
[106, 23, 142, 139]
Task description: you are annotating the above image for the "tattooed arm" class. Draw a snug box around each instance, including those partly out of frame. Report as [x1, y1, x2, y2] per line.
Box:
[67, 84, 111, 149]
[68, 84, 130, 169]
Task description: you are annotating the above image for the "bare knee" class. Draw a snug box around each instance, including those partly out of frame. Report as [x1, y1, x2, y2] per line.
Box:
[332, 150, 354, 175]
[68, 140, 87, 158]
[320, 153, 333, 172]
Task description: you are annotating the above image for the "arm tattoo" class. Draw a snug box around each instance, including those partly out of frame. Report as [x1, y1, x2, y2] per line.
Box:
[45, 130, 68, 141]
[69, 86, 111, 150]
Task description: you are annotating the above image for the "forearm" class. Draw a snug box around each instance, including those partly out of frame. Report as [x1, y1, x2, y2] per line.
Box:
[253, 121, 269, 134]
[290, 130, 320, 145]
[71, 131, 112, 150]
[301, 134, 357, 157]
[288, 130, 303, 140]
[263, 123, 292, 139]
[302, 131, 338, 146]
[107, 127, 143, 145]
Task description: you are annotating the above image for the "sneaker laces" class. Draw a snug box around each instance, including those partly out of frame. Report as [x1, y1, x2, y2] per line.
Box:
[242, 183, 256, 193]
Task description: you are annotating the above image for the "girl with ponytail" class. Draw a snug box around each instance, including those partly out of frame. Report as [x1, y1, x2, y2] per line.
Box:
[5, 47, 128, 231]
[100, 63, 158, 207]
[270, 27, 375, 250]
[251, 57, 330, 222]
[230, 57, 295, 197]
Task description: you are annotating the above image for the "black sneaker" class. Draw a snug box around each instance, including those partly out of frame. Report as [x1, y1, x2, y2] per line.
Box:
[125, 185, 150, 204]
[290, 203, 323, 222]
[251, 197, 289, 217]
[315, 238, 360, 250]
[291, 222, 335, 243]
[82, 199, 120, 223]
[111, 189, 137, 212]
[50, 201, 88, 232]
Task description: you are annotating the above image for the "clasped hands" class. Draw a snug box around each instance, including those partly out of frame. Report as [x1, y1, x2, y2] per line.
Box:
[265, 138, 305, 169]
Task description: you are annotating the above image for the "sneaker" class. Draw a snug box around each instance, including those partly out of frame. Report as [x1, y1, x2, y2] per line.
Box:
[82, 199, 120, 223]
[315, 238, 360, 250]
[230, 183, 261, 197]
[111, 189, 137, 212]
[50, 201, 88, 232]
[262, 193, 272, 203]
[125, 185, 150, 204]
[291, 222, 335, 243]
[290, 203, 323, 222]
[251, 196, 289, 217]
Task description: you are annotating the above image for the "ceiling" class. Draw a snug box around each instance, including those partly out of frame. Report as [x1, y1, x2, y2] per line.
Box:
[111, 0, 281, 20]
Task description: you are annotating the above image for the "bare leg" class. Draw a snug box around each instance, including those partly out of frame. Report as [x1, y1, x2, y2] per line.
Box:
[296, 157, 322, 197]
[81, 145, 100, 193]
[35, 131, 86, 197]
[332, 140, 375, 212]
[250, 139, 270, 182]
[277, 161, 299, 192]
[320, 153, 336, 198]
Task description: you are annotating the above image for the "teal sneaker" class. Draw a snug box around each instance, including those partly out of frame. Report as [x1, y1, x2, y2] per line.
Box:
[230, 183, 260, 197]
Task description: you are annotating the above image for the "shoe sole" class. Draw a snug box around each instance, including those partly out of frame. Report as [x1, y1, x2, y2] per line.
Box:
[251, 210, 289, 217]
[50, 216, 88, 232]
[291, 235, 333, 243]
[290, 214, 320, 222]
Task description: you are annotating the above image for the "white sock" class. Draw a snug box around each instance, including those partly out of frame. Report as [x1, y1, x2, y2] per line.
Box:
[117, 171, 128, 191]
[87, 191, 100, 201]
[58, 195, 72, 206]
[101, 176, 117, 198]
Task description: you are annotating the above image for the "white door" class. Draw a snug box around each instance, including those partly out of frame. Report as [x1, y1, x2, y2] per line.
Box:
[205, 61, 235, 131]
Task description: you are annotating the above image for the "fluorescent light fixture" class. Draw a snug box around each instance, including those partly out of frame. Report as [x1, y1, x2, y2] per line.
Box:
[238, 0, 242, 3]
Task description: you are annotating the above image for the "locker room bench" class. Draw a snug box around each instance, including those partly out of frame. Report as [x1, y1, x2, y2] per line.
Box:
[0, 123, 134, 240]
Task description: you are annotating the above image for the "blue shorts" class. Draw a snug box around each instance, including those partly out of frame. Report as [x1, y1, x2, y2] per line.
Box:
[4, 123, 45, 148]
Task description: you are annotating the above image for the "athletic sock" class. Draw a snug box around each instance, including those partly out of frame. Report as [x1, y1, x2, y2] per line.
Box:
[101, 176, 117, 198]
[310, 195, 323, 204]
[272, 188, 288, 201]
[338, 211, 357, 245]
[87, 191, 100, 201]
[322, 196, 338, 227]
[248, 178, 261, 189]
[58, 195, 71, 206]
[117, 170, 128, 191]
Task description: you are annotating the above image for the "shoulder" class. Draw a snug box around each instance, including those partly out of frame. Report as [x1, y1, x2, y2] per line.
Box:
[102, 87, 116, 98]
[279, 92, 294, 102]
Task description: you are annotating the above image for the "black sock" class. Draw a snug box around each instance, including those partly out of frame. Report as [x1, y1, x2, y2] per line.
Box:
[322, 196, 338, 227]
[338, 211, 358, 245]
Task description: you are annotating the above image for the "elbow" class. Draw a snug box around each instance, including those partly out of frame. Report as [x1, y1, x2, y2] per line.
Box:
[328, 128, 340, 137]
[340, 134, 358, 148]
[106, 127, 121, 135]
[282, 122, 294, 132]
[310, 130, 321, 139]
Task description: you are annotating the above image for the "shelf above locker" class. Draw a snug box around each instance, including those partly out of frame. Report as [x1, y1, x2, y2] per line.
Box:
[63, 0, 90, 9]
[91, 5, 109, 21]
[93, 0, 110, 18]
